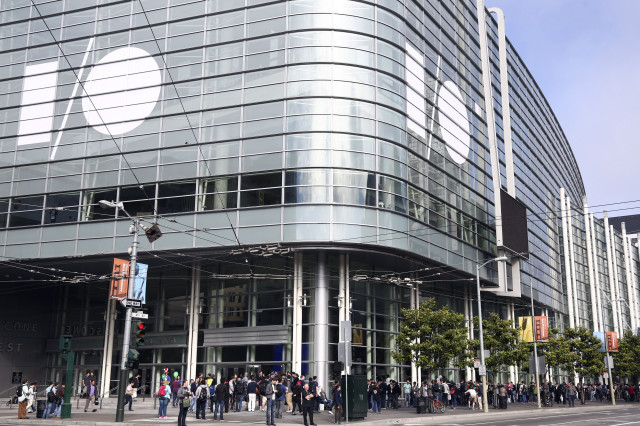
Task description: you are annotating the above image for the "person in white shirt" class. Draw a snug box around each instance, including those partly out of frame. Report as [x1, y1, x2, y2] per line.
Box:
[466, 387, 477, 410]
[25, 383, 36, 413]
[17, 380, 29, 419]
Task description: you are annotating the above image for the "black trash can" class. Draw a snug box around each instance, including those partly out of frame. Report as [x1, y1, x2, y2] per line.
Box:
[36, 399, 47, 418]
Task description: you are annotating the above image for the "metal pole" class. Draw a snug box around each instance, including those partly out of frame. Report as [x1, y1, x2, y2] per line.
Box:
[600, 291, 616, 406]
[115, 217, 139, 422]
[476, 264, 489, 413]
[530, 284, 541, 408]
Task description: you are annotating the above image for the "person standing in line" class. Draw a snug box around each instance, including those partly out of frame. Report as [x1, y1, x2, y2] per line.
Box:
[333, 384, 343, 425]
[275, 377, 287, 420]
[171, 376, 182, 407]
[567, 382, 577, 407]
[84, 379, 98, 413]
[292, 378, 303, 415]
[17, 379, 29, 419]
[247, 376, 258, 412]
[209, 378, 217, 414]
[302, 383, 316, 426]
[25, 382, 36, 414]
[157, 380, 171, 419]
[213, 377, 227, 421]
[195, 379, 209, 420]
[265, 376, 276, 426]
[124, 379, 135, 411]
[189, 379, 197, 413]
[235, 375, 245, 412]
[177, 381, 191, 426]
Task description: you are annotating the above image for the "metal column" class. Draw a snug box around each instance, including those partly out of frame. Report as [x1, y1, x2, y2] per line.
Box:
[315, 252, 329, 389]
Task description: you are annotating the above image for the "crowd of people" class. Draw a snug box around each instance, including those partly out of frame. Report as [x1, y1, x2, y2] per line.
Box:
[162, 371, 344, 425]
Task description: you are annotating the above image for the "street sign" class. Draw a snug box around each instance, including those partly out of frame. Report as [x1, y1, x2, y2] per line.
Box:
[338, 341, 352, 368]
[473, 358, 481, 368]
[476, 349, 490, 358]
[131, 311, 149, 319]
[340, 320, 352, 342]
[120, 298, 142, 309]
[603, 372, 609, 379]
[478, 365, 487, 376]
[604, 355, 614, 369]
[529, 355, 546, 373]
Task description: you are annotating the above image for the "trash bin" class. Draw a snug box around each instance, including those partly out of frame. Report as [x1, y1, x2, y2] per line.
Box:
[36, 399, 47, 418]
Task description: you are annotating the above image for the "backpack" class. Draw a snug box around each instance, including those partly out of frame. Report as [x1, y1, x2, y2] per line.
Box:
[47, 389, 57, 403]
[158, 385, 166, 397]
[275, 385, 283, 398]
[235, 380, 244, 395]
[259, 380, 267, 395]
[198, 388, 207, 402]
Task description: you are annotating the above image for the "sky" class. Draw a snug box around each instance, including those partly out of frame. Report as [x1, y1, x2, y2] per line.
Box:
[485, 0, 640, 217]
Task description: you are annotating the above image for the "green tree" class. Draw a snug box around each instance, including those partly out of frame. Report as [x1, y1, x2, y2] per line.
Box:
[612, 330, 640, 381]
[563, 327, 605, 383]
[532, 327, 574, 378]
[393, 299, 472, 379]
[472, 313, 529, 384]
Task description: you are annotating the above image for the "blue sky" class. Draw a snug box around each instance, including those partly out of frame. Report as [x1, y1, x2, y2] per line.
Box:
[486, 0, 640, 216]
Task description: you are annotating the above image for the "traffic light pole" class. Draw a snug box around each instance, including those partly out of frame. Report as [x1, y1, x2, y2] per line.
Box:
[115, 217, 139, 422]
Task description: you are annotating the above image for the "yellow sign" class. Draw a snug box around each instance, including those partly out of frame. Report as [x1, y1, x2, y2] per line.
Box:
[519, 316, 548, 342]
[519, 317, 533, 342]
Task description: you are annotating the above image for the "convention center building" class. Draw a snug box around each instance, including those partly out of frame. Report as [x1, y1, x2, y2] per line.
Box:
[0, 0, 638, 396]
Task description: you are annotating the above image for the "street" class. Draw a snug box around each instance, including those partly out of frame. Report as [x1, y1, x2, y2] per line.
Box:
[1, 399, 639, 426]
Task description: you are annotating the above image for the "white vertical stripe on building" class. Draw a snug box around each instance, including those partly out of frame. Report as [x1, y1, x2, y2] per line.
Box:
[621, 223, 637, 331]
[609, 224, 625, 333]
[292, 252, 303, 374]
[583, 200, 599, 331]
[186, 265, 200, 380]
[17, 61, 59, 146]
[566, 196, 580, 327]
[560, 189, 575, 328]
[603, 213, 620, 334]
[590, 213, 604, 331]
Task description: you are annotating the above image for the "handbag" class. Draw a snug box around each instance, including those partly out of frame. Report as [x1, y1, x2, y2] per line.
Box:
[182, 397, 190, 408]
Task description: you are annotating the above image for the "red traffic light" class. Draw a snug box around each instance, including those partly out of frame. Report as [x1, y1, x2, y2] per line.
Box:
[136, 322, 146, 346]
[138, 323, 145, 330]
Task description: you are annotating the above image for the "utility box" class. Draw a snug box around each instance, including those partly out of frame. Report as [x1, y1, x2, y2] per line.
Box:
[341, 375, 368, 421]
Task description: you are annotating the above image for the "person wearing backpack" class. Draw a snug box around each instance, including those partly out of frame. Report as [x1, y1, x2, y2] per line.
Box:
[195, 380, 209, 420]
[157, 380, 171, 419]
[275, 377, 287, 419]
[44, 383, 58, 418]
[213, 378, 227, 421]
[235, 376, 245, 412]
[208, 379, 217, 414]
[17, 379, 29, 419]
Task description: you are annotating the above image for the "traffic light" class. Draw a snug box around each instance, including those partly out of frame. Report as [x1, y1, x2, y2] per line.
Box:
[136, 322, 146, 346]
[127, 349, 140, 370]
[59, 335, 72, 353]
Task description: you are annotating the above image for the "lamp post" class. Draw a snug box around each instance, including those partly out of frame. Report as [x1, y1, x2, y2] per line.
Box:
[99, 200, 139, 423]
[529, 281, 542, 408]
[476, 255, 507, 413]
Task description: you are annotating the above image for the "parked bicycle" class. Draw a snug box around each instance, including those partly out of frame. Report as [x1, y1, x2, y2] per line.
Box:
[429, 396, 446, 413]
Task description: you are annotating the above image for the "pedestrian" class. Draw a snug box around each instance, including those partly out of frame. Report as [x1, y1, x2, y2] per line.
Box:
[275, 377, 286, 419]
[25, 382, 36, 414]
[177, 381, 191, 426]
[265, 376, 276, 426]
[84, 379, 98, 413]
[465, 386, 477, 410]
[17, 379, 29, 419]
[302, 383, 315, 426]
[209, 378, 217, 414]
[235, 375, 245, 412]
[247, 375, 258, 411]
[157, 380, 171, 419]
[54, 384, 65, 417]
[83, 371, 91, 396]
[124, 379, 135, 411]
[213, 377, 226, 420]
[189, 379, 197, 413]
[333, 384, 343, 424]
[43, 381, 56, 419]
[292, 377, 303, 415]
[195, 379, 209, 420]
[567, 382, 577, 407]
[171, 376, 181, 407]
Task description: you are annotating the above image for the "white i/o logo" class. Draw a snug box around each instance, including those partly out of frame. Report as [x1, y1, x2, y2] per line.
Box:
[16, 38, 162, 160]
[404, 42, 470, 165]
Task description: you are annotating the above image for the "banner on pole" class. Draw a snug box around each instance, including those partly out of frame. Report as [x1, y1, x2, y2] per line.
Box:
[133, 262, 148, 304]
[110, 258, 130, 300]
[519, 316, 548, 342]
[606, 331, 618, 352]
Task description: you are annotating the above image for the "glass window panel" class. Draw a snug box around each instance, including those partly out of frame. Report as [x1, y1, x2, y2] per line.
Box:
[241, 172, 281, 190]
[45, 192, 80, 224]
[118, 185, 156, 217]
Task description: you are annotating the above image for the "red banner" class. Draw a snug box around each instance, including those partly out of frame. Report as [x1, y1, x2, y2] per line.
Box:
[606, 331, 618, 352]
[534, 316, 549, 342]
[110, 258, 130, 300]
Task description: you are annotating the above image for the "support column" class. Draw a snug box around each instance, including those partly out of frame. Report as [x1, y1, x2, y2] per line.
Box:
[603, 213, 620, 334]
[410, 281, 417, 385]
[621, 223, 638, 331]
[315, 252, 329, 389]
[100, 299, 116, 397]
[583, 199, 599, 331]
[186, 264, 200, 380]
[610, 224, 624, 333]
[464, 286, 473, 381]
[560, 188, 575, 328]
[338, 254, 351, 374]
[292, 252, 303, 374]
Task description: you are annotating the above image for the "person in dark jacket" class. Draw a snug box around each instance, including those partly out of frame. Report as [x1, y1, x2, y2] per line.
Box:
[302, 383, 316, 426]
[170, 377, 182, 407]
[177, 381, 191, 426]
[214, 378, 227, 420]
[333, 384, 343, 424]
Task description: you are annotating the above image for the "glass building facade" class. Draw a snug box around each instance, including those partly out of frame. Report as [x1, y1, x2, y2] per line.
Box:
[0, 0, 638, 394]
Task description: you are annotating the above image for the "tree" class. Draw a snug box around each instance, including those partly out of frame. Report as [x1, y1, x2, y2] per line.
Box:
[612, 330, 640, 382]
[472, 313, 529, 384]
[563, 327, 605, 383]
[532, 327, 574, 379]
[393, 299, 472, 379]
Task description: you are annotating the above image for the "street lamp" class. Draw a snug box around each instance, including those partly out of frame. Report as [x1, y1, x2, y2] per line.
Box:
[100, 200, 160, 422]
[476, 255, 507, 413]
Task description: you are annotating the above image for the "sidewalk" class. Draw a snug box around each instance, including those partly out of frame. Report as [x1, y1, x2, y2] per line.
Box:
[0, 398, 632, 425]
